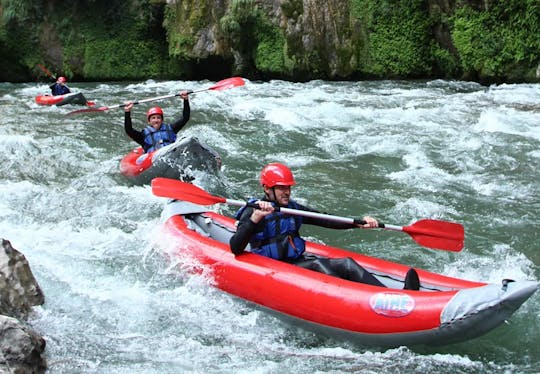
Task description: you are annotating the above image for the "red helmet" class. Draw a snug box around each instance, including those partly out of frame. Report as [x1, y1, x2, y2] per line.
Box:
[58, 76, 67, 83]
[146, 106, 164, 120]
[260, 163, 295, 187]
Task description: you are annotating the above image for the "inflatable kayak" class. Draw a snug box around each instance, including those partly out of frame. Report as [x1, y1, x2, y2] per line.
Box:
[120, 136, 222, 185]
[156, 199, 538, 347]
[35, 92, 94, 106]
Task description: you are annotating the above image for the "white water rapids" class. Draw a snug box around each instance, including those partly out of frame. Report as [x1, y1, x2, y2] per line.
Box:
[0, 79, 538, 373]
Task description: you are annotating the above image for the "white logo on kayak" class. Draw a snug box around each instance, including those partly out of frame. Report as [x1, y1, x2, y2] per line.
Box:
[369, 292, 415, 317]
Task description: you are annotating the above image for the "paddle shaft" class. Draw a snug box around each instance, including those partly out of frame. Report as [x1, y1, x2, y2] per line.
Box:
[227, 199, 462, 250]
[119, 77, 244, 109]
[37, 64, 56, 80]
[105, 89, 197, 111]
[150, 177, 464, 251]
[126, 84, 234, 106]
[67, 77, 244, 115]
[227, 198, 404, 228]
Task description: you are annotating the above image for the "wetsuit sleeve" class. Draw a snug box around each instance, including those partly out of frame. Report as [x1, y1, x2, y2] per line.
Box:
[229, 207, 259, 255]
[124, 112, 145, 147]
[170, 99, 190, 133]
[297, 203, 357, 229]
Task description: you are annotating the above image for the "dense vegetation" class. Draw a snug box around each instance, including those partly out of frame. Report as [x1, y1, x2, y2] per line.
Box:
[0, 0, 538, 83]
[0, 0, 181, 81]
[451, 1, 540, 81]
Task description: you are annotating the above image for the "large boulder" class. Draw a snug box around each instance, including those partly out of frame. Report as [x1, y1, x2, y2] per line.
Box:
[0, 239, 44, 317]
[0, 239, 47, 373]
[0, 315, 46, 374]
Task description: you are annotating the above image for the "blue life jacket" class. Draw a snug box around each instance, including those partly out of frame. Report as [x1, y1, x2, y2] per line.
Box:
[50, 83, 70, 96]
[236, 198, 305, 260]
[142, 123, 176, 153]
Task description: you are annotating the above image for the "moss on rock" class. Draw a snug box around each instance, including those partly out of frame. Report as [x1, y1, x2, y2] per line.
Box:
[0, 0, 538, 82]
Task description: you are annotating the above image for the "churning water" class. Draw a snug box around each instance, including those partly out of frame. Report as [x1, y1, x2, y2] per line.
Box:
[0, 78, 538, 373]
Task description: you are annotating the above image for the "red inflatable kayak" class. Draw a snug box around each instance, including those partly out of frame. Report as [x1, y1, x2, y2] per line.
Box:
[156, 200, 538, 347]
[35, 92, 94, 106]
[119, 136, 222, 185]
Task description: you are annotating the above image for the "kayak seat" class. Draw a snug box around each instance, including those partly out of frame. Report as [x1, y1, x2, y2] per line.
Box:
[188, 213, 237, 245]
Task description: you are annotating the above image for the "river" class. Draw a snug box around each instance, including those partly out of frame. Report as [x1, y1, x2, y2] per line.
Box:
[0, 79, 538, 373]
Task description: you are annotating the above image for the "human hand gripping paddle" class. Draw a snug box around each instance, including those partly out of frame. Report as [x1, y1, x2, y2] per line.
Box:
[66, 77, 246, 116]
[151, 178, 465, 252]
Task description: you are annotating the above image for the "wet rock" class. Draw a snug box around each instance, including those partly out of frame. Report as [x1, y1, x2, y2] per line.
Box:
[0, 315, 47, 374]
[0, 239, 44, 318]
[0, 239, 47, 373]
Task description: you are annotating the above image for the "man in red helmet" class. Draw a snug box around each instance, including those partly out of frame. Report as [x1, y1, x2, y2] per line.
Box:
[124, 91, 190, 153]
[49, 76, 71, 96]
[230, 163, 420, 289]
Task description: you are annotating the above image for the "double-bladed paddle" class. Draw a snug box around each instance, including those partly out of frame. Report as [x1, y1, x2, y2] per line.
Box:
[36, 64, 95, 105]
[37, 64, 57, 80]
[66, 76, 245, 116]
[151, 177, 465, 252]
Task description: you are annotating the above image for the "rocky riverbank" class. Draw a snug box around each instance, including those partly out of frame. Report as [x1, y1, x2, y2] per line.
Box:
[1, 0, 539, 84]
[0, 239, 46, 373]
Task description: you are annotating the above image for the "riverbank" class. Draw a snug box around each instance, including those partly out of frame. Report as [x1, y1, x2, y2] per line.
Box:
[1, 1, 539, 84]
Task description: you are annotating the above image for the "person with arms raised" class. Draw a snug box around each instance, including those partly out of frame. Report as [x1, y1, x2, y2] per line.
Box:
[49, 76, 71, 96]
[229, 163, 420, 290]
[124, 91, 190, 153]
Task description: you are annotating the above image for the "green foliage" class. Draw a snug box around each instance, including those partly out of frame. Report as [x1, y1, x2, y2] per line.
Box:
[164, 0, 210, 58]
[1, 0, 538, 82]
[451, 1, 540, 80]
[280, 0, 303, 19]
[255, 21, 288, 74]
[0, 32, 35, 80]
[0, 0, 45, 79]
[0, 0, 43, 23]
[219, 0, 291, 75]
[229, 0, 258, 23]
[0, 0, 177, 80]
[431, 43, 459, 77]
[351, 0, 434, 77]
[68, 1, 172, 79]
[220, 0, 260, 51]
[220, 14, 241, 35]
[167, 33, 195, 59]
[83, 40, 163, 79]
[451, 7, 490, 73]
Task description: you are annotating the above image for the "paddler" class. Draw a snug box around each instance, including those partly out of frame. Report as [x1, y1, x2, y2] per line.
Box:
[49, 76, 71, 96]
[229, 162, 421, 290]
[123, 90, 190, 153]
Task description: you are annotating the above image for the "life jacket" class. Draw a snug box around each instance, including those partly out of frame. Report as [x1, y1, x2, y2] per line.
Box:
[235, 198, 305, 260]
[142, 123, 176, 153]
[50, 84, 70, 96]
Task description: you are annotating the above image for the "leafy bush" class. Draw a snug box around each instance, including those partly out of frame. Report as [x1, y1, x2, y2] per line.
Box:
[451, 1, 540, 81]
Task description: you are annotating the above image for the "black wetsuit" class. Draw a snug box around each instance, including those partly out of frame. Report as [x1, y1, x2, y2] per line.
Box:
[230, 199, 386, 287]
[124, 99, 190, 150]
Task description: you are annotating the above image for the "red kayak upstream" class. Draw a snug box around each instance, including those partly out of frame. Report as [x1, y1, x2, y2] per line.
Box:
[35, 92, 95, 106]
